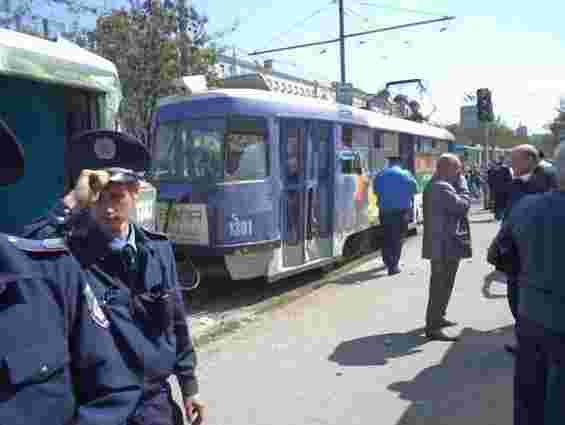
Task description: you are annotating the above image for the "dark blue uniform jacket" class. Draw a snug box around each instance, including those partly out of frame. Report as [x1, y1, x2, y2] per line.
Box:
[24, 203, 199, 399]
[506, 191, 565, 333]
[0, 233, 141, 425]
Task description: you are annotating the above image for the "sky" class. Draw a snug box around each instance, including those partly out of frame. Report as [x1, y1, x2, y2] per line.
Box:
[191, 0, 565, 133]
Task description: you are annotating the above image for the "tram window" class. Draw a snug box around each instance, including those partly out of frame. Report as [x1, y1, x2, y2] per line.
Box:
[342, 125, 353, 148]
[373, 131, 383, 150]
[352, 126, 370, 147]
[317, 123, 331, 178]
[152, 118, 224, 183]
[286, 126, 304, 180]
[225, 116, 269, 182]
[152, 121, 178, 178]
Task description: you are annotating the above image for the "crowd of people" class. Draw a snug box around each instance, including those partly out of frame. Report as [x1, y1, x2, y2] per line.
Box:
[374, 143, 561, 424]
[1, 110, 563, 425]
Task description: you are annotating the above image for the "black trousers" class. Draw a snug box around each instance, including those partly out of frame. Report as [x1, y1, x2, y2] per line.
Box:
[379, 209, 408, 272]
[515, 317, 565, 425]
[507, 278, 519, 321]
[425, 259, 460, 332]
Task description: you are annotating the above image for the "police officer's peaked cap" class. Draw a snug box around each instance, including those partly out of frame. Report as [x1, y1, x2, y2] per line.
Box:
[0, 118, 24, 186]
[67, 130, 151, 186]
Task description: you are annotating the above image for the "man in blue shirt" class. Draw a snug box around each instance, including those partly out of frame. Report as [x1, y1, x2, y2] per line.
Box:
[373, 157, 418, 275]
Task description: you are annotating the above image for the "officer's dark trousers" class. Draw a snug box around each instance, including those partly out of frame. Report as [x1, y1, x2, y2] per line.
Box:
[129, 382, 185, 425]
[515, 317, 565, 425]
[507, 279, 519, 320]
[425, 259, 460, 332]
[379, 209, 407, 273]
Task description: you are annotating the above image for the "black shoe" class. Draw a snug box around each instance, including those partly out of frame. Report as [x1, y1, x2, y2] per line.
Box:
[504, 344, 517, 355]
[425, 330, 459, 342]
[388, 268, 401, 276]
[440, 319, 458, 328]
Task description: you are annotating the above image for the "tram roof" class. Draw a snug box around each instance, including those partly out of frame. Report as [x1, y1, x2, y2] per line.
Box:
[0, 28, 119, 93]
[156, 89, 455, 142]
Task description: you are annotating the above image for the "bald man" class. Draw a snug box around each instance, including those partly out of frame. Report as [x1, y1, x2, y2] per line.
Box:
[422, 154, 472, 341]
[502, 144, 557, 354]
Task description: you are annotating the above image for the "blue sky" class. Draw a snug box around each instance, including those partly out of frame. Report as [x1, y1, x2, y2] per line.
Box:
[193, 0, 565, 133]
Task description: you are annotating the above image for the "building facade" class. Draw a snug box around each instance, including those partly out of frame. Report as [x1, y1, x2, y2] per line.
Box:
[216, 53, 369, 107]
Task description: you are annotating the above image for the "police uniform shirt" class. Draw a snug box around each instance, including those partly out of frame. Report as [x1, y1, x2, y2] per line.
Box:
[0, 233, 141, 425]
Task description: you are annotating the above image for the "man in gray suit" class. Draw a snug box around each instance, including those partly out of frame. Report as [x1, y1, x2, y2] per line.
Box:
[422, 154, 472, 341]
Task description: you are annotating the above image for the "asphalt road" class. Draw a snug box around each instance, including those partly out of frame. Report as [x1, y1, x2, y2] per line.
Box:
[174, 209, 515, 425]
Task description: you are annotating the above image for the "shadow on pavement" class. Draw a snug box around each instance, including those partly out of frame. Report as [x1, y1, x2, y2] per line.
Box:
[324, 265, 388, 286]
[482, 270, 508, 300]
[328, 327, 429, 366]
[389, 325, 514, 425]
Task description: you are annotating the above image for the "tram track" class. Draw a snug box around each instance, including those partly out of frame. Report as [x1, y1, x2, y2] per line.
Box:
[184, 227, 418, 347]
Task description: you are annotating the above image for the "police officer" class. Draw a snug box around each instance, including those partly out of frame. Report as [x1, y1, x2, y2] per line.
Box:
[0, 119, 141, 425]
[25, 130, 206, 425]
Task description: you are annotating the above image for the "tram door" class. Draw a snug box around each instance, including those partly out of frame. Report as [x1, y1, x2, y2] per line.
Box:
[281, 120, 334, 267]
[399, 133, 416, 222]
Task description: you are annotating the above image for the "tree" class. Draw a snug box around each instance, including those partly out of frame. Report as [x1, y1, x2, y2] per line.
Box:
[94, 0, 220, 146]
[0, 0, 101, 38]
[446, 116, 528, 149]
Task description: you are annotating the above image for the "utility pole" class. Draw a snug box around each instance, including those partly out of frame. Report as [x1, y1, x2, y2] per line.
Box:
[338, 0, 346, 84]
[250, 15, 455, 90]
[484, 122, 490, 165]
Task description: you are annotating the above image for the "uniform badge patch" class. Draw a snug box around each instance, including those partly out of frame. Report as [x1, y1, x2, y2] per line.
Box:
[94, 137, 117, 160]
[83, 283, 110, 329]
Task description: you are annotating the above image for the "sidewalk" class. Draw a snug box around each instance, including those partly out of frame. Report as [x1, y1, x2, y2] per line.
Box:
[176, 208, 514, 425]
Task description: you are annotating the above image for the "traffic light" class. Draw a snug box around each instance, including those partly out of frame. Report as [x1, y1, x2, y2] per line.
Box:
[476, 88, 494, 122]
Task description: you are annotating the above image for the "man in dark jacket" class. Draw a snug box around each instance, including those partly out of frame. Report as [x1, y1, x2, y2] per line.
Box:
[422, 154, 471, 341]
[503, 141, 565, 424]
[503, 144, 557, 354]
[0, 120, 141, 424]
[24, 130, 206, 425]
[487, 159, 513, 220]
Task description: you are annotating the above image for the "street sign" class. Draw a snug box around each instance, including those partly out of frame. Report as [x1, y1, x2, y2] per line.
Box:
[336, 82, 354, 105]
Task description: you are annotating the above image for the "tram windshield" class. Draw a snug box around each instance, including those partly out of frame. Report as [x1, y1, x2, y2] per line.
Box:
[153, 116, 269, 183]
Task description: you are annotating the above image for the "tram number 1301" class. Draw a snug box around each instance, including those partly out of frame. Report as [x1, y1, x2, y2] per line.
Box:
[228, 215, 253, 238]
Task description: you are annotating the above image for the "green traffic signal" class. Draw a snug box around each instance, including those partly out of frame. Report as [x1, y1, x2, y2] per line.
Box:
[476, 88, 493, 122]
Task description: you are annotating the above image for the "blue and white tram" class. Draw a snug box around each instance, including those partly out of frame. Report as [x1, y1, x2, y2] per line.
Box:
[150, 89, 454, 284]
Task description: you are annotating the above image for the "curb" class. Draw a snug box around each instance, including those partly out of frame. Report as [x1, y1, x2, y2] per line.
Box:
[192, 247, 386, 348]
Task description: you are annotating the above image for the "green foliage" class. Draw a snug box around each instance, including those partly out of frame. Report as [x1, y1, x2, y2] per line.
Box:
[94, 0, 220, 145]
[447, 115, 528, 149]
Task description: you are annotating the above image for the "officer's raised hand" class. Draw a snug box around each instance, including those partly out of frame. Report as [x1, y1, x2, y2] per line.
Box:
[63, 169, 111, 210]
[185, 395, 206, 425]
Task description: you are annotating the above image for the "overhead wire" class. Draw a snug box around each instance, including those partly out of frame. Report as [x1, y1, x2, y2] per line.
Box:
[255, 2, 336, 52]
[230, 46, 331, 82]
[354, 1, 448, 18]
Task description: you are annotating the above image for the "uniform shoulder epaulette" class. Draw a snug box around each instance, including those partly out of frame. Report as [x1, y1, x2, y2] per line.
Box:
[2, 233, 69, 253]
